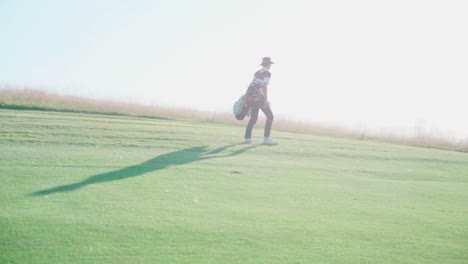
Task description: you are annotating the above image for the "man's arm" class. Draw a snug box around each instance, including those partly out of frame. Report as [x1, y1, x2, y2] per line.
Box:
[261, 71, 271, 108]
[262, 86, 269, 108]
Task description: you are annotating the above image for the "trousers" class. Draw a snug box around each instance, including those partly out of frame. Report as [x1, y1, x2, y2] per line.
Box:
[244, 104, 274, 139]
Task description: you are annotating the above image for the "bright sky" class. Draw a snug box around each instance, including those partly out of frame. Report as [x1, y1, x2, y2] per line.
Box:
[1, 0, 467, 140]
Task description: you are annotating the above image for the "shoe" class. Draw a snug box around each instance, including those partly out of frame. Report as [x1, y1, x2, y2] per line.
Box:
[244, 138, 253, 144]
[263, 138, 278, 146]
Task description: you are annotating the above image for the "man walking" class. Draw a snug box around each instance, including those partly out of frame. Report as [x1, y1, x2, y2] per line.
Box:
[244, 57, 277, 145]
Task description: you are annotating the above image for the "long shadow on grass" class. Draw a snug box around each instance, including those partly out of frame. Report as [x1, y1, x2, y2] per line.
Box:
[30, 144, 257, 196]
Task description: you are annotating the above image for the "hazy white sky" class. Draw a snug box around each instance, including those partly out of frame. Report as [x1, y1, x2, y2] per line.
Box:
[1, 0, 467, 139]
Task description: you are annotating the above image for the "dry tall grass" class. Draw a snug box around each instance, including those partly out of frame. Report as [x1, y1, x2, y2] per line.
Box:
[1, 86, 467, 152]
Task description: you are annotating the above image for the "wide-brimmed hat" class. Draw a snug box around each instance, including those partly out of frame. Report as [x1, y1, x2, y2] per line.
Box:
[260, 57, 275, 66]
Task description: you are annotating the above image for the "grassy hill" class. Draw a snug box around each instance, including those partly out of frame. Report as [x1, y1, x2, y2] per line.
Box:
[1, 109, 467, 263]
[2, 87, 467, 152]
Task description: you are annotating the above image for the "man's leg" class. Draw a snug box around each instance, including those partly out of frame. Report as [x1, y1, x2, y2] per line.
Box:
[244, 105, 260, 140]
[261, 106, 274, 138]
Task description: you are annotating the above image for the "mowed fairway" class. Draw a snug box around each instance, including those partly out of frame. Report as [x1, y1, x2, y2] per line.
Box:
[1, 109, 467, 263]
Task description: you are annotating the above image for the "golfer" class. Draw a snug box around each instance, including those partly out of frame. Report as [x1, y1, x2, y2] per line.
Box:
[244, 57, 277, 145]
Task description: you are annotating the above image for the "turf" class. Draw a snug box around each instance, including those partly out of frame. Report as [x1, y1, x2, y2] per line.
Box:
[1, 109, 467, 263]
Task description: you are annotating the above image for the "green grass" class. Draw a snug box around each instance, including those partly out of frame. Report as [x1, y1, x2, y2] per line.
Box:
[3, 87, 467, 152]
[1, 109, 467, 263]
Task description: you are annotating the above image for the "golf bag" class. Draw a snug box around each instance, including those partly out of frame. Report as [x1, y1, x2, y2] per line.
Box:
[233, 95, 250, 120]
